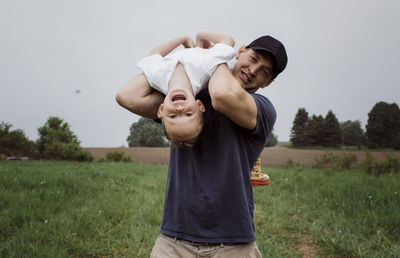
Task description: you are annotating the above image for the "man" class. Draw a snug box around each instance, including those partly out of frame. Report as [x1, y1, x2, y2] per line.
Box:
[116, 34, 288, 257]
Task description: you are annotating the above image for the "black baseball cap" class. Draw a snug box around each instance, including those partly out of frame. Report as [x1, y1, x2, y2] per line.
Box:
[246, 35, 288, 79]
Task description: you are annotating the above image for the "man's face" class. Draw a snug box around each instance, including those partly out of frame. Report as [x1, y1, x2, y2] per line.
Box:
[231, 47, 275, 93]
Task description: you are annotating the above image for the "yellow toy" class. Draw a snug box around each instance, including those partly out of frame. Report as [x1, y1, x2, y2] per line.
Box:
[251, 156, 270, 186]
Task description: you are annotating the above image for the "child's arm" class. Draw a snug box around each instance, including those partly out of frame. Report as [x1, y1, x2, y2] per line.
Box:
[195, 32, 235, 48]
[116, 35, 195, 118]
[115, 74, 164, 119]
[150, 35, 195, 56]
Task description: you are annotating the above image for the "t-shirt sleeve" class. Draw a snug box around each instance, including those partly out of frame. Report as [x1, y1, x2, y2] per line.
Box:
[136, 55, 170, 95]
[250, 94, 277, 144]
[203, 43, 236, 76]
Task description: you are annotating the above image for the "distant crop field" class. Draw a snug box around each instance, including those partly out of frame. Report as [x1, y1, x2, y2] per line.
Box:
[84, 146, 400, 167]
[1, 161, 399, 257]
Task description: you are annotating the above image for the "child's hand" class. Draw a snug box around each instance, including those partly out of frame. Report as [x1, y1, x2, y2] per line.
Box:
[196, 37, 213, 49]
[201, 40, 212, 49]
[182, 36, 195, 48]
[195, 32, 234, 48]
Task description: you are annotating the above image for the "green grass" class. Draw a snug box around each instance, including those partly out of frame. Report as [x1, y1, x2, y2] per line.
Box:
[255, 167, 400, 257]
[1, 161, 399, 257]
[0, 161, 165, 257]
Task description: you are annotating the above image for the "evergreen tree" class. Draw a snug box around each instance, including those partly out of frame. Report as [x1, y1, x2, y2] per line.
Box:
[290, 108, 310, 147]
[366, 101, 400, 149]
[127, 118, 169, 147]
[322, 110, 342, 147]
[393, 134, 400, 150]
[341, 120, 364, 147]
[305, 115, 325, 146]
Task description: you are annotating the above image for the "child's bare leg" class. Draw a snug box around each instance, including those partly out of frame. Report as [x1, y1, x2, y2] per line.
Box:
[116, 74, 164, 119]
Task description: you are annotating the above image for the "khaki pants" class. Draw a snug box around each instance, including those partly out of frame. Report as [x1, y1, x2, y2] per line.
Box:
[150, 234, 262, 258]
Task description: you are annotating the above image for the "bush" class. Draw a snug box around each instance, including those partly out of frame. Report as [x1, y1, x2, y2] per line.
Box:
[0, 122, 39, 158]
[39, 141, 93, 161]
[285, 158, 301, 168]
[36, 117, 92, 162]
[360, 152, 400, 175]
[315, 152, 357, 170]
[101, 150, 131, 162]
[359, 152, 376, 174]
[75, 149, 94, 162]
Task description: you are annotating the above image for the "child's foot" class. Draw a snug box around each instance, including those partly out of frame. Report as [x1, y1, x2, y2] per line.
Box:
[250, 156, 270, 186]
[251, 171, 271, 186]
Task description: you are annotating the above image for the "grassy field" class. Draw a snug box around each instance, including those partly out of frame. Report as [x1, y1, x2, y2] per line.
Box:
[1, 161, 399, 257]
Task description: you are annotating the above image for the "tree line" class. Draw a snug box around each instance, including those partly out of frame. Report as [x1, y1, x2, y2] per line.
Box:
[126, 118, 278, 148]
[2, 100, 398, 160]
[290, 101, 400, 149]
[0, 117, 92, 161]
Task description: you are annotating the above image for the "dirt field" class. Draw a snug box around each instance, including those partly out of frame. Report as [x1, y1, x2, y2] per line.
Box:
[84, 146, 400, 167]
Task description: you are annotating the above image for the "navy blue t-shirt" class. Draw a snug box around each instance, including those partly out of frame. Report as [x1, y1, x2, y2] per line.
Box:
[160, 88, 276, 243]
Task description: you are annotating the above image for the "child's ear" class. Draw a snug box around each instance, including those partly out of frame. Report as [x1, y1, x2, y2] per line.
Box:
[157, 104, 164, 118]
[197, 100, 205, 112]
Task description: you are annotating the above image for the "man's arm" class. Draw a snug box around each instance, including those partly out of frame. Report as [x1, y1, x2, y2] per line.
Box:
[208, 64, 258, 130]
[115, 74, 164, 119]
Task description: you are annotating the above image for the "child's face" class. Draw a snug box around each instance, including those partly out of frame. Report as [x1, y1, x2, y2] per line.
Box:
[158, 88, 205, 142]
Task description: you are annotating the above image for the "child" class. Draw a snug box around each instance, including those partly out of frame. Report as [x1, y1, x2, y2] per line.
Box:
[135, 32, 235, 147]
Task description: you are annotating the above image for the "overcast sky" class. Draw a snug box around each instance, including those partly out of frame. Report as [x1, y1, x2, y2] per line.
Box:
[1, 0, 399, 147]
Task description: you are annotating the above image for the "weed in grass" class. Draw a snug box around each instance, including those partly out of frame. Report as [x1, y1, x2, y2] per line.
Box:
[315, 152, 358, 170]
[360, 151, 400, 175]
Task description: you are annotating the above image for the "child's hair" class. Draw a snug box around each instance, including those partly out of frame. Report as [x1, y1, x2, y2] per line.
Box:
[162, 116, 204, 148]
